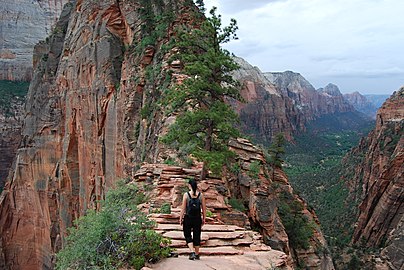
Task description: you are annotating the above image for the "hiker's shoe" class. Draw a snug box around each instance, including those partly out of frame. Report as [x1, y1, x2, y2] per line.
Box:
[189, 252, 196, 260]
[195, 254, 200, 260]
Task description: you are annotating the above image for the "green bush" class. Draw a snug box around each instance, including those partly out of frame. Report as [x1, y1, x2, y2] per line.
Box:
[228, 197, 246, 212]
[56, 181, 171, 270]
[160, 203, 171, 214]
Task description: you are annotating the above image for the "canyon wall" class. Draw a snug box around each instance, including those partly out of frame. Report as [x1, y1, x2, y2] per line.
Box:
[0, 0, 190, 268]
[233, 58, 359, 144]
[342, 87, 403, 269]
[0, 0, 69, 81]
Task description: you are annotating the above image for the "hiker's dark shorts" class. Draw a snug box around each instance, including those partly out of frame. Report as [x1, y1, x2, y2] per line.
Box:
[183, 215, 202, 246]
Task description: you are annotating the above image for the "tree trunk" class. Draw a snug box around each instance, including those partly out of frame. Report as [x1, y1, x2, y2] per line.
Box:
[200, 120, 213, 180]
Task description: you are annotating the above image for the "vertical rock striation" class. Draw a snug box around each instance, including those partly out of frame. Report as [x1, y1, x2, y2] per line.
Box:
[343, 87, 403, 269]
[0, 0, 69, 81]
[0, 0, 198, 268]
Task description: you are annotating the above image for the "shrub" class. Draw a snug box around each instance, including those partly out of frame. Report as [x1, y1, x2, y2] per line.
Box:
[228, 197, 246, 212]
[56, 181, 171, 270]
[278, 193, 314, 250]
[160, 203, 171, 214]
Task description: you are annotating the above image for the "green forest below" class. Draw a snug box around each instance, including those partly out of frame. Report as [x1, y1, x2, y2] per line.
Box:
[284, 113, 373, 249]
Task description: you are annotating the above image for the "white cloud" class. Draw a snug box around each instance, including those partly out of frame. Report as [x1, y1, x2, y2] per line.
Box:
[203, 0, 404, 94]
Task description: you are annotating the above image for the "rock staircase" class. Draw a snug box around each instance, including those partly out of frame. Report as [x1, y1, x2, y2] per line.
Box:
[149, 208, 271, 256]
[135, 163, 289, 268]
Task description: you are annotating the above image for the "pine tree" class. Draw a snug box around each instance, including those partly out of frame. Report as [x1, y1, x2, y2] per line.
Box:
[162, 4, 241, 178]
[267, 133, 286, 180]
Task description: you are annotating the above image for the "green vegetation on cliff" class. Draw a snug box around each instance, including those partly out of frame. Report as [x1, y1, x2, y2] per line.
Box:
[56, 181, 171, 270]
[162, 3, 241, 175]
[0, 80, 29, 116]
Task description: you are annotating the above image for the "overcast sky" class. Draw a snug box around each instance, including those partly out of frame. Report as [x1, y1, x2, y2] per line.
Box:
[203, 0, 404, 95]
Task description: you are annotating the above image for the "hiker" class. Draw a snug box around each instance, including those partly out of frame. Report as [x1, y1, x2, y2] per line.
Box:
[179, 179, 206, 260]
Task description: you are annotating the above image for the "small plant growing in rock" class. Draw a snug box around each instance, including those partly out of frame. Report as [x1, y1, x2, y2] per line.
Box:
[160, 203, 171, 214]
[228, 197, 246, 212]
[206, 209, 214, 218]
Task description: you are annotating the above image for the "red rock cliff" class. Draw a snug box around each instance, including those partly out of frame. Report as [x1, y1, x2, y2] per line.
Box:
[343, 87, 403, 269]
[0, 0, 198, 268]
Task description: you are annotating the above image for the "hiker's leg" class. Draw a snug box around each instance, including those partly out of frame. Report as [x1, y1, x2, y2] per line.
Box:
[183, 216, 194, 252]
[193, 217, 202, 255]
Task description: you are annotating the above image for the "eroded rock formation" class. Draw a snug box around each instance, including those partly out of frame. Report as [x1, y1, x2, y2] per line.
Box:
[0, 0, 69, 81]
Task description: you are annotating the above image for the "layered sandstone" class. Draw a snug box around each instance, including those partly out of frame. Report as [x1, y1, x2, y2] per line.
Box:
[0, 0, 69, 81]
[343, 87, 403, 269]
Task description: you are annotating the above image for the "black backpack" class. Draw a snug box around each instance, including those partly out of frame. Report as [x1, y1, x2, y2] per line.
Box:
[186, 192, 201, 217]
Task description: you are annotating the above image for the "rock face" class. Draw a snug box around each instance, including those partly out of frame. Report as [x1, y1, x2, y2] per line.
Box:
[232, 60, 357, 143]
[0, 0, 199, 268]
[344, 91, 378, 119]
[343, 87, 403, 269]
[0, 0, 69, 81]
[227, 138, 334, 269]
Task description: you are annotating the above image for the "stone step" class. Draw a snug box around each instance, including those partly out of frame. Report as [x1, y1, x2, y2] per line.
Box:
[203, 237, 254, 247]
[162, 231, 245, 241]
[156, 224, 244, 232]
[163, 231, 210, 241]
[167, 235, 255, 247]
[175, 246, 244, 256]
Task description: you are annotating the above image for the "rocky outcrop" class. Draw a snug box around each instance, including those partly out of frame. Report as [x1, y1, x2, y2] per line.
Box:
[232, 61, 358, 143]
[0, 0, 69, 81]
[134, 138, 334, 269]
[344, 91, 378, 118]
[317, 83, 356, 114]
[342, 87, 403, 269]
[229, 139, 334, 269]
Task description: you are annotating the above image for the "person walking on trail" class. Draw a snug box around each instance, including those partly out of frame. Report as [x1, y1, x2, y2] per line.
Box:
[179, 179, 206, 260]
